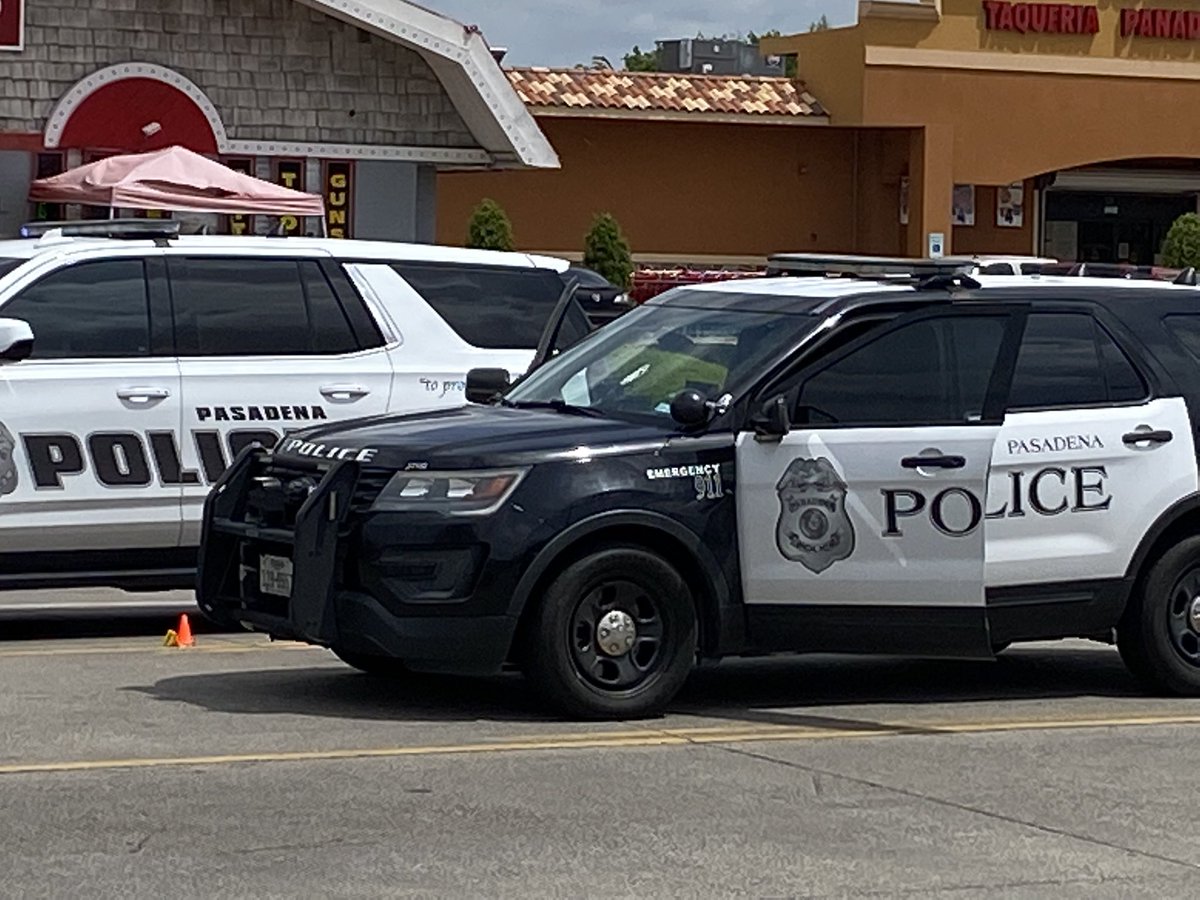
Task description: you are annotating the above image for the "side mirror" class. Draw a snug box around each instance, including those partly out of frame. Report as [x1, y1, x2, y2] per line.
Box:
[752, 396, 791, 442]
[0, 318, 33, 364]
[465, 367, 511, 405]
[670, 388, 712, 427]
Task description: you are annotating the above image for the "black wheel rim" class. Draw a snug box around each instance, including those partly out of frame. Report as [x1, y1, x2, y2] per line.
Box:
[569, 579, 666, 692]
[1167, 567, 1200, 667]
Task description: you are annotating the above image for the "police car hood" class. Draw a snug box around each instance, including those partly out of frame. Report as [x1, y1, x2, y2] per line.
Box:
[274, 405, 671, 469]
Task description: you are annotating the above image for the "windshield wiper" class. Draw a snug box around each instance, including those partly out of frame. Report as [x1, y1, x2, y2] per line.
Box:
[503, 399, 607, 418]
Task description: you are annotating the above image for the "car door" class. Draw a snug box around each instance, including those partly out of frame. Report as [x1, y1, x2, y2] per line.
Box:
[736, 308, 1022, 654]
[0, 254, 184, 552]
[986, 308, 1199, 589]
[168, 255, 394, 545]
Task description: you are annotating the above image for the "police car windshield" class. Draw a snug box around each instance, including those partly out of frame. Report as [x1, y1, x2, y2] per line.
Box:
[507, 303, 811, 424]
[0, 259, 23, 280]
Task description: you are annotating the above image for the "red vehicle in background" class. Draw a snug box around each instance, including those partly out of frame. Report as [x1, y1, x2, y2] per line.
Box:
[629, 265, 763, 304]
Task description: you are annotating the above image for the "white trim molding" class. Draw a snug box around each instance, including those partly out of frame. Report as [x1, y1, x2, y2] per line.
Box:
[293, 0, 559, 169]
[44, 62, 229, 150]
[859, 0, 941, 22]
[44, 61, 514, 167]
[865, 45, 1200, 82]
[225, 139, 490, 164]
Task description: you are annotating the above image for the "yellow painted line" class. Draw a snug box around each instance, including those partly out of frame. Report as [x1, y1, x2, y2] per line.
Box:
[932, 713, 1200, 733]
[3, 712, 1200, 777]
[0, 641, 317, 659]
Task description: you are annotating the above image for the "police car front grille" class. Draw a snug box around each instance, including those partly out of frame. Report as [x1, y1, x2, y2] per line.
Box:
[243, 461, 391, 529]
[351, 469, 392, 512]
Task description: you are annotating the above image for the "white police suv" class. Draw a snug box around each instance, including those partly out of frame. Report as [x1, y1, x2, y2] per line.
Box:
[0, 219, 588, 594]
[197, 253, 1200, 718]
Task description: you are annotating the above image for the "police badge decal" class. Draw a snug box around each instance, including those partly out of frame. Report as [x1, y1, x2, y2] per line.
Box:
[775, 457, 855, 574]
[0, 422, 17, 496]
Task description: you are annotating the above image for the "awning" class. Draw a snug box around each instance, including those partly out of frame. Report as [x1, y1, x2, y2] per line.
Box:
[27, 146, 326, 217]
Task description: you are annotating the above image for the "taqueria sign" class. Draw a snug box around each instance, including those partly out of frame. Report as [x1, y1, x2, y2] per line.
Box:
[984, 1, 1200, 39]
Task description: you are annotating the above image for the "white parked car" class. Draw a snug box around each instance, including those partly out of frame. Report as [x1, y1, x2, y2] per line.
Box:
[0, 220, 588, 596]
[968, 255, 1059, 276]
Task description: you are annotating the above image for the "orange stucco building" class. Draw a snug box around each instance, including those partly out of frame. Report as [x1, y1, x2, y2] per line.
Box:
[439, 0, 1200, 266]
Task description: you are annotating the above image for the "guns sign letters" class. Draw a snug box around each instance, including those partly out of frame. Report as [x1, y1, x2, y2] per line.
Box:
[323, 161, 354, 239]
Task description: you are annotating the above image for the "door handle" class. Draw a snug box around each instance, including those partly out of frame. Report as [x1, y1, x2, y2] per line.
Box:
[1123, 429, 1173, 446]
[320, 383, 370, 401]
[901, 454, 966, 470]
[117, 387, 171, 402]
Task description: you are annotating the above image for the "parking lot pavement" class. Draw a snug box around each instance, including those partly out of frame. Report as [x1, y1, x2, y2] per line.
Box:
[3, 635, 1200, 898]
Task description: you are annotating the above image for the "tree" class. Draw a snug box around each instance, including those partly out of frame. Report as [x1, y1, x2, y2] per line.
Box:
[1163, 213, 1200, 269]
[809, 14, 831, 31]
[466, 199, 514, 252]
[623, 45, 659, 72]
[583, 213, 634, 291]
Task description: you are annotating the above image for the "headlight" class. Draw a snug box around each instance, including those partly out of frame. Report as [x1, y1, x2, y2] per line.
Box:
[370, 468, 528, 516]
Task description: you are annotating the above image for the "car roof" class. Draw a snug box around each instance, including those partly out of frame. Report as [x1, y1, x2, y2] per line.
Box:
[0, 233, 569, 271]
[651, 273, 1200, 317]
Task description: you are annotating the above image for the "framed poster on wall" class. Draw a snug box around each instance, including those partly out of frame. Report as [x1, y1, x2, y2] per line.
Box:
[952, 184, 975, 227]
[997, 183, 1024, 228]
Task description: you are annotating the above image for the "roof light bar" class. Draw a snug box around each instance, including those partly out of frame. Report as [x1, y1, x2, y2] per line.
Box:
[18, 219, 182, 241]
[766, 252, 976, 278]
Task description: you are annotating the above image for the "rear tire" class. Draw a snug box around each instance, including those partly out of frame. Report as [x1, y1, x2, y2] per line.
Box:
[1117, 536, 1200, 695]
[524, 547, 697, 719]
[331, 646, 410, 678]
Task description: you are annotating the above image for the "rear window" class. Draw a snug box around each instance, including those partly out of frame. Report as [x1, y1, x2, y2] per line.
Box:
[391, 263, 589, 350]
[1163, 315, 1200, 365]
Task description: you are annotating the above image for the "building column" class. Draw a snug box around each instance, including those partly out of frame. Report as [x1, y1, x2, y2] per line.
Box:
[905, 124, 954, 258]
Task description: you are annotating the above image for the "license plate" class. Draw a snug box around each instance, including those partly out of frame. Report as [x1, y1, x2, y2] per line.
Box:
[259, 554, 293, 598]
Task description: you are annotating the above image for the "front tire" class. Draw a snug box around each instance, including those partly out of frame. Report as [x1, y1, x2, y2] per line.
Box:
[1118, 536, 1200, 695]
[524, 547, 697, 719]
[331, 646, 411, 678]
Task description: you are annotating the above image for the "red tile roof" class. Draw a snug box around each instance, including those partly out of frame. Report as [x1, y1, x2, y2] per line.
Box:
[506, 68, 827, 120]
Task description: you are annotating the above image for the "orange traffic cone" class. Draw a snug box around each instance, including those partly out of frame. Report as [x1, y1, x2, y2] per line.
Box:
[176, 613, 195, 647]
[164, 614, 195, 648]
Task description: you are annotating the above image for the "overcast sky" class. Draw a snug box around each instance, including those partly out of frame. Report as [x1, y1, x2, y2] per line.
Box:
[429, 0, 857, 68]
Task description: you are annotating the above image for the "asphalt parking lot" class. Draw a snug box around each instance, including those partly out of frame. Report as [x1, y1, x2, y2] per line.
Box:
[4, 608, 1200, 899]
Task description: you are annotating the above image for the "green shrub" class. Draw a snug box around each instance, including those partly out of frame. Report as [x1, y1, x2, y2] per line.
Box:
[466, 198, 515, 252]
[582, 213, 634, 291]
[1162, 212, 1200, 269]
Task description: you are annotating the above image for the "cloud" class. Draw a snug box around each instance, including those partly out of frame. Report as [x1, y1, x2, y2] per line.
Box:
[428, 0, 857, 67]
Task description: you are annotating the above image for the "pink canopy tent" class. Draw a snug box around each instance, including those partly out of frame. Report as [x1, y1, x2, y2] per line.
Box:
[27, 145, 326, 223]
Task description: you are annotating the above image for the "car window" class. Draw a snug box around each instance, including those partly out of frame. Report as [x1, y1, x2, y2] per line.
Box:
[795, 315, 1008, 426]
[0, 259, 25, 280]
[1007, 313, 1146, 410]
[1, 259, 152, 359]
[567, 267, 612, 289]
[978, 262, 1014, 275]
[506, 303, 811, 424]
[392, 263, 589, 350]
[171, 258, 361, 356]
[1163, 315, 1200, 367]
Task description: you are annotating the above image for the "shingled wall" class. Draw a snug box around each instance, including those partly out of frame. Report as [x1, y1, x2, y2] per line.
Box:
[0, 0, 477, 148]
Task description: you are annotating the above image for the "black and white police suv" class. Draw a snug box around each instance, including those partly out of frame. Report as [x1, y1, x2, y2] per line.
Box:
[199, 254, 1200, 718]
[0, 219, 588, 595]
